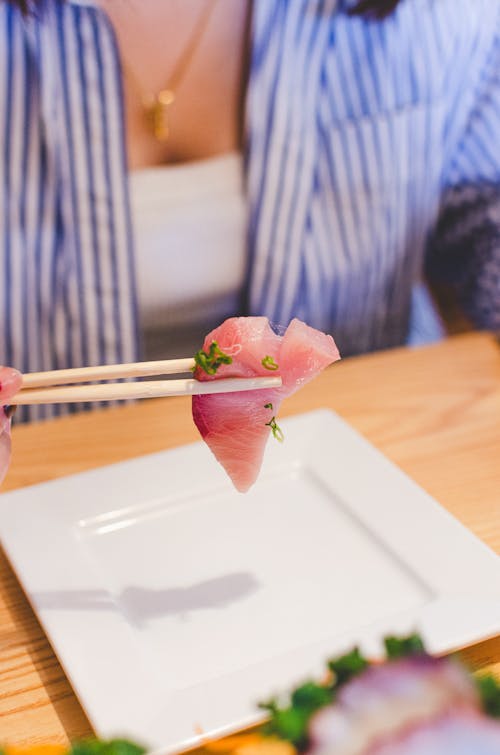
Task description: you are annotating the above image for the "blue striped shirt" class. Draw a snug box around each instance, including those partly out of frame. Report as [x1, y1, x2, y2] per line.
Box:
[1, 0, 499, 422]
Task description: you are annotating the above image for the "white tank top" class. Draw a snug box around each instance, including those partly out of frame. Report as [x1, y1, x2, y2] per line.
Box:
[129, 152, 247, 360]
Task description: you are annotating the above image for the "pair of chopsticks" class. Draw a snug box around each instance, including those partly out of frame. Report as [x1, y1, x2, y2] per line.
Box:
[12, 359, 282, 405]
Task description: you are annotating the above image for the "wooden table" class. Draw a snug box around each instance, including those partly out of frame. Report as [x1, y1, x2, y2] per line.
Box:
[1, 332, 500, 747]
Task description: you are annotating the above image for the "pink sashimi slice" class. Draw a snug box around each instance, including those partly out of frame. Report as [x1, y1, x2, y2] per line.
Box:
[368, 711, 500, 755]
[308, 656, 480, 755]
[192, 317, 340, 492]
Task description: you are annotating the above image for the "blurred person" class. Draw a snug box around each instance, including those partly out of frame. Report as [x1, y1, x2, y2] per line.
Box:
[0, 0, 499, 429]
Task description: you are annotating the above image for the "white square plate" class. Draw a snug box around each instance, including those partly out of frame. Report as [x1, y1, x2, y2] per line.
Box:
[1, 410, 499, 752]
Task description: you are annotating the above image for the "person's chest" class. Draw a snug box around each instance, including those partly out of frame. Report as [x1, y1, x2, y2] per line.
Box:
[97, 0, 251, 168]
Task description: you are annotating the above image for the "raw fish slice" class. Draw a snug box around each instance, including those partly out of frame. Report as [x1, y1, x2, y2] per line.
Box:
[0, 367, 23, 486]
[194, 317, 282, 381]
[278, 318, 341, 392]
[368, 711, 500, 755]
[193, 390, 282, 494]
[308, 656, 482, 755]
[193, 318, 284, 492]
[192, 317, 340, 492]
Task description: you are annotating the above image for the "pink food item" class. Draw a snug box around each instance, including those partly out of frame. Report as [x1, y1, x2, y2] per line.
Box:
[308, 655, 500, 755]
[0, 366, 23, 486]
[192, 317, 340, 492]
[368, 710, 500, 755]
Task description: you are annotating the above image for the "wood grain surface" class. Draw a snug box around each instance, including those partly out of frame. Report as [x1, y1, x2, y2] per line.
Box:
[1, 333, 499, 747]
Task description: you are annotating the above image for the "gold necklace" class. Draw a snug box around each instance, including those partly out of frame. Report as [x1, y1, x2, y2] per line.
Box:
[123, 0, 218, 143]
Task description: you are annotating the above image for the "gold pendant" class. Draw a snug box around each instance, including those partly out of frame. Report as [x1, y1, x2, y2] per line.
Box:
[145, 89, 175, 142]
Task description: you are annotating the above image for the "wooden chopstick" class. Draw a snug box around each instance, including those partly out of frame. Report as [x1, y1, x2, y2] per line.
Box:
[12, 376, 282, 405]
[20, 358, 196, 389]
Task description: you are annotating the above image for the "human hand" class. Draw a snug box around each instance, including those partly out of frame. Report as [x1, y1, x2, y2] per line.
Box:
[0, 367, 23, 486]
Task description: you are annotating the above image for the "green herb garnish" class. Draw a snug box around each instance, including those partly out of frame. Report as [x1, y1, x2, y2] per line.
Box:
[291, 681, 333, 710]
[70, 740, 146, 755]
[264, 402, 273, 410]
[328, 646, 368, 686]
[193, 341, 233, 375]
[259, 635, 427, 749]
[384, 633, 425, 660]
[261, 355, 279, 370]
[260, 704, 311, 748]
[477, 674, 500, 718]
[259, 682, 332, 748]
[265, 416, 284, 442]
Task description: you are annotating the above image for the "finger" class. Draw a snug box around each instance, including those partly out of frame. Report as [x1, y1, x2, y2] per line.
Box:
[0, 367, 22, 404]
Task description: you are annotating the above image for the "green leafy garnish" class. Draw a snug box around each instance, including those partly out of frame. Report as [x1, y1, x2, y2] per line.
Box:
[477, 674, 500, 717]
[328, 646, 368, 686]
[193, 341, 233, 375]
[70, 740, 146, 755]
[384, 633, 425, 660]
[265, 416, 284, 442]
[264, 402, 273, 410]
[259, 635, 435, 750]
[260, 703, 310, 748]
[261, 355, 279, 371]
[291, 681, 333, 710]
[259, 682, 332, 748]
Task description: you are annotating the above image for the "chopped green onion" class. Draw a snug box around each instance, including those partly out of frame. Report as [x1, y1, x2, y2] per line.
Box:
[264, 402, 273, 410]
[265, 416, 284, 442]
[193, 341, 233, 375]
[262, 355, 279, 371]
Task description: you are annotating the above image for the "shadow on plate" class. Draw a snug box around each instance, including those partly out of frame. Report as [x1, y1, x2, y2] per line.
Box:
[33, 571, 260, 627]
